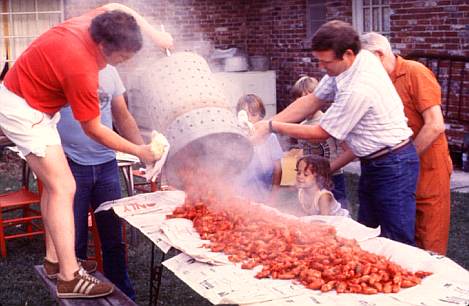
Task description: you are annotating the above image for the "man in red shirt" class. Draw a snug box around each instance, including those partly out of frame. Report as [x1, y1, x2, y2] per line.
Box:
[0, 3, 172, 298]
[361, 32, 453, 255]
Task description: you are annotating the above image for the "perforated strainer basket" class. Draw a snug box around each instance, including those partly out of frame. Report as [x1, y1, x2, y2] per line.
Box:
[138, 52, 253, 187]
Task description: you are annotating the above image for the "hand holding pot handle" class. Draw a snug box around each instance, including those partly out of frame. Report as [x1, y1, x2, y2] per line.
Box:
[160, 25, 172, 56]
[102, 3, 174, 50]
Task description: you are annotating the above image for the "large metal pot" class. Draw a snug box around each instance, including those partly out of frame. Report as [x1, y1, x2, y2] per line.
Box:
[137, 52, 253, 186]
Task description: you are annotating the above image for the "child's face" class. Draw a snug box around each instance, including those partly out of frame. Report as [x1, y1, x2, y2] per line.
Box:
[296, 160, 317, 188]
[244, 107, 262, 123]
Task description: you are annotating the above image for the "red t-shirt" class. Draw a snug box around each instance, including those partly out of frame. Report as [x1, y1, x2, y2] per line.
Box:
[4, 8, 107, 122]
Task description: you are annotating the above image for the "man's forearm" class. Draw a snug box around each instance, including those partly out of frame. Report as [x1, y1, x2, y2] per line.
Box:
[413, 124, 444, 155]
[82, 120, 139, 155]
[112, 96, 145, 145]
[114, 116, 144, 145]
[271, 121, 330, 142]
[413, 105, 446, 155]
[330, 146, 356, 172]
[273, 94, 324, 123]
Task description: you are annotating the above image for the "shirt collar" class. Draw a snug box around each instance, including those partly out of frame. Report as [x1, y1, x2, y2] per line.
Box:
[390, 55, 406, 82]
[85, 31, 106, 70]
[335, 49, 366, 88]
[94, 45, 107, 70]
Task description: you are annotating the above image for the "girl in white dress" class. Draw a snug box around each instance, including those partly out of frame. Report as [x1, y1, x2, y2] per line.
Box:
[296, 155, 350, 217]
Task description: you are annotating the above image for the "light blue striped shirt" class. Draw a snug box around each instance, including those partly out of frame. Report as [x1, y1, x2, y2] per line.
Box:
[315, 50, 412, 157]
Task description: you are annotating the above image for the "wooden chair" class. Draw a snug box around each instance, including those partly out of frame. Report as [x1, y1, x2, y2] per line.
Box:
[0, 161, 44, 257]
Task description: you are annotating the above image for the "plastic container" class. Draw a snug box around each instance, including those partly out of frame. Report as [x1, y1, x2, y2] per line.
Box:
[250, 55, 270, 71]
[223, 56, 249, 72]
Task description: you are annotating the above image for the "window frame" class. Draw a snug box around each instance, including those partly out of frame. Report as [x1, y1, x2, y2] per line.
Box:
[1, 0, 64, 65]
[352, 0, 390, 35]
[305, 0, 327, 45]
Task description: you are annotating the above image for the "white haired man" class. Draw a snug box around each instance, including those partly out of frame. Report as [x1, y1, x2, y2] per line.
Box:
[361, 32, 453, 255]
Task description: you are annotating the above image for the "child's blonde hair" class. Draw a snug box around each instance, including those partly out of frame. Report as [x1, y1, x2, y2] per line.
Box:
[291, 76, 319, 99]
[296, 155, 333, 190]
[236, 94, 266, 119]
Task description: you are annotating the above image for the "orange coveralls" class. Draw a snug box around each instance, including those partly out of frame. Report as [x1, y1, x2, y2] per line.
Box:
[390, 56, 453, 255]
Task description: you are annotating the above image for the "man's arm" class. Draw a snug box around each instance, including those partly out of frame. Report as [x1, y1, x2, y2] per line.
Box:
[111, 95, 144, 145]
[80, 116, 155, 164]
[330, 144, 356, 172]
[274, 93, 325, 123]
[271, 121, 330, 142]
[413, 105, 445, 155]
[102, 3, 173, 49]
[252, 94, 325, 140]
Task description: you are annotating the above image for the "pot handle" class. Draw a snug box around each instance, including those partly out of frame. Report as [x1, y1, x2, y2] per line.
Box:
[160, 24, 171, 57]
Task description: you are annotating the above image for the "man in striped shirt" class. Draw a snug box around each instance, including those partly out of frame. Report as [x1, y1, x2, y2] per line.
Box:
[253, 20, 419, 246]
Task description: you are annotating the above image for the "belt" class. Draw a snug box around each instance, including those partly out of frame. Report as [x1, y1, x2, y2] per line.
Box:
[361, 138, 411, 160]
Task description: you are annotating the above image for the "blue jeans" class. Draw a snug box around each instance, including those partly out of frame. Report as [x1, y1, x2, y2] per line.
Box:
[358, 142, 419, 246]
[332, 173, 348, 210]
[67, 158, 136, 300]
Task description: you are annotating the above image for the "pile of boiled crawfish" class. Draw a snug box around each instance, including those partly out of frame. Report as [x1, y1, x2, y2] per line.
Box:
[167, 196, 432, 294]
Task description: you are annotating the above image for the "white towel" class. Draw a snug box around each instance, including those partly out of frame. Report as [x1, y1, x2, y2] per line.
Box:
[145, 131, 170, 182]
[237, 110, 253, 134]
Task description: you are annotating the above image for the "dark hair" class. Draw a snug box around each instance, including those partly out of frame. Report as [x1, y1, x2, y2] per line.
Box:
[90, 10, 143, 55]
[296, 155, 333, 190]
[311, 20, 361, 59]
[236, 94, 266, 119]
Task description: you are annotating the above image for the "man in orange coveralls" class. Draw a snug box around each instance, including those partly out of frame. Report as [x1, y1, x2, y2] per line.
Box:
[361, 32, 453, 255]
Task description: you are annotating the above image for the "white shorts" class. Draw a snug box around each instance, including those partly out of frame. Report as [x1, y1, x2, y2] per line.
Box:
[0, 84, 61, 158]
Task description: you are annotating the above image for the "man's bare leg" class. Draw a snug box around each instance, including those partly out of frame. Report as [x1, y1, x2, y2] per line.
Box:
[40, 189, 59, 262]
[27, 145, 79, 280]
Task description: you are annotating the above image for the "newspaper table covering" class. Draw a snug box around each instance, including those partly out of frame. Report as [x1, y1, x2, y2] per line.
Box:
[95, 190, 186, 253]
[163, 239, 469, 306]
[96, 191, 469, 305]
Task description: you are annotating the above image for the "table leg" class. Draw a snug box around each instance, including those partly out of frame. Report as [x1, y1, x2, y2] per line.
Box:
[149, 244, 166, 306]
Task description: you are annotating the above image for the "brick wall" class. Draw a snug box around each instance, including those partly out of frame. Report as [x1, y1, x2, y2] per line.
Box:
[388, 0, 469, 151]
[243, 0, 353, 110]
[390, 0, 468, 56]
[63, 0, 468, 150]
[63, 0, 345, 110]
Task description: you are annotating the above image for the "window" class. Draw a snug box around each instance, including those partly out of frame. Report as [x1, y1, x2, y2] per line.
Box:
[352, 0, 391, 35]
[1, 0, 63, 78]
[306, 0, 326, 40]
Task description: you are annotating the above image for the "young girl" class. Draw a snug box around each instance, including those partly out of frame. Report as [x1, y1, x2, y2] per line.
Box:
[236, 94, 283, 205]
[296, 155, 349, 216]
[291, 75, 349, 210]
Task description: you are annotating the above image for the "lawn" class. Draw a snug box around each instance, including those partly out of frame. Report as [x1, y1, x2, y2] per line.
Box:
[0, 150, 467, 305]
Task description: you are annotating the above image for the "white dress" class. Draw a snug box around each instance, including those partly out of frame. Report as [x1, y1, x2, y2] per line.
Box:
[298, 188, 350, 217]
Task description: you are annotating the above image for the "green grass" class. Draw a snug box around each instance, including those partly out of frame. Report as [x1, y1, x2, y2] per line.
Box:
[0, 150, 468, 305]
